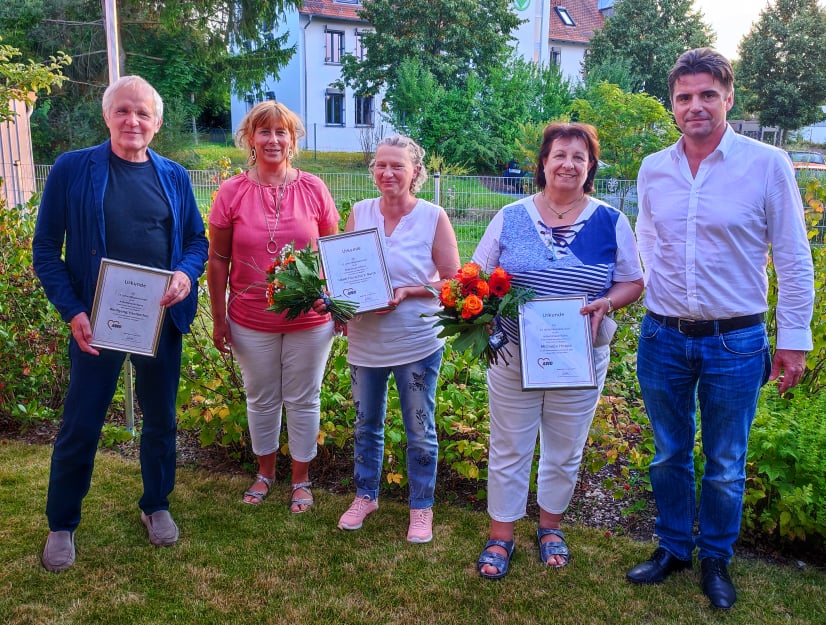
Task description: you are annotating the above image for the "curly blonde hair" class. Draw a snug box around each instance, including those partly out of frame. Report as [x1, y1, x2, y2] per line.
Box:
[369, 135, 428, 194]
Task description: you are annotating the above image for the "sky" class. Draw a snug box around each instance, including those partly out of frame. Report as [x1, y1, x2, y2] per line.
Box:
[693, 1, 826, 60]
[692, 0, 768, 60]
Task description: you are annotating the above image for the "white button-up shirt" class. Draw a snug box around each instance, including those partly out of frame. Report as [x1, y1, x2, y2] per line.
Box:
[636, 125, 814, 351]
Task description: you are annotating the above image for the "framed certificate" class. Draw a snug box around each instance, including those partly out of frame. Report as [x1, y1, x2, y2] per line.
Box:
[317, 228, 394, 314]
[89, 258, 173, 356]
[518, 295, 597, 390]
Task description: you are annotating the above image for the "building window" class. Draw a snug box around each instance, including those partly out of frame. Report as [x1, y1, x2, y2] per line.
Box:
[555, 7, 576, 26]
[265, 91, 276, 101]
[550, 47, 561, 67]
[325, 30, 345, 64]
[355, 95, 374, 126]
[354, 31, 367, 60]
[244, 94, 255, 112]
[326, 90, 345, 126]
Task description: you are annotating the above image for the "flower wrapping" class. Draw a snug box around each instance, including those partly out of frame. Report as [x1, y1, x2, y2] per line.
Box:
[265, 242, 358, 324]
[426, 262, 534, 366]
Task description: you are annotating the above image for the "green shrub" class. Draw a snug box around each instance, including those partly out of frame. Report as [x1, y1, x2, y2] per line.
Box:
[744, 391, 826, 546]
[0, 192, 68, 425]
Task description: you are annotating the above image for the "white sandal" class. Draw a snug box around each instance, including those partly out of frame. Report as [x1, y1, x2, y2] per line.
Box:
[290, 481, 314, 514]
[243, 474, 273, 505]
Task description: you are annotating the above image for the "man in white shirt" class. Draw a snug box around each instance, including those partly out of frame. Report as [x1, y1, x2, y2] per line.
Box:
[626, 48, 814, 610]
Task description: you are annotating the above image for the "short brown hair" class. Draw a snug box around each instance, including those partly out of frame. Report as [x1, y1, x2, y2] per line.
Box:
[668, 48, 734, 98]
[235, 101, 305, 165]
[535, 122, 600, 193]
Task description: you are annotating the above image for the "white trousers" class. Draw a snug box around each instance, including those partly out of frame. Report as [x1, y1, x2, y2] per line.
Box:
[228, 319, 334, 462]
[486, 344, 610, 522]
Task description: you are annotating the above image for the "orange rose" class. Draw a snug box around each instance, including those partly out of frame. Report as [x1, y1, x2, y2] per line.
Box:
[440, 281, 458, 307]
[488, 267, 512, 296]
[461, 294, 484, 319]
[459, 262, 481, 283]
[471, 279, 490, 298]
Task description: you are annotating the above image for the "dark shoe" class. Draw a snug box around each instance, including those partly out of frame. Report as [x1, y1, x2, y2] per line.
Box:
[701, 558, 736, 609]
[477, 538, 515, 580]
[141, 510, 179, 547]
[537, 527, 570, 568]
[626, 547, 692, 584]
[42, 530, 76, 572]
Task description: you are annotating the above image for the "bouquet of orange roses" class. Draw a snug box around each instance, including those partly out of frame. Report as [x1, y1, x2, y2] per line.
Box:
[265, 242, 358, 324]
[426, 262, 534, 366]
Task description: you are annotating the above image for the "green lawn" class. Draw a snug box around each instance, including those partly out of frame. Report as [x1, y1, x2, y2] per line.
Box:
[2, 442, 824, 625]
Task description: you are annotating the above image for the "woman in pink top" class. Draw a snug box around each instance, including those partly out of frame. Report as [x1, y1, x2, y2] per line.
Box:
[207, 102, 339, 511]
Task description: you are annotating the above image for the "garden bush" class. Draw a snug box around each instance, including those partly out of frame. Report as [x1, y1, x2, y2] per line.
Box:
[0, 190, 68, 425]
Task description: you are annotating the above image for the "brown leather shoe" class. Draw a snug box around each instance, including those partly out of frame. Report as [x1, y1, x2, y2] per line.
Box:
[626, 547, 692, 584]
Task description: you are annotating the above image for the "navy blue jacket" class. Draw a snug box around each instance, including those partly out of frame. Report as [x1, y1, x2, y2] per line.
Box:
[32, 141, 208, 333]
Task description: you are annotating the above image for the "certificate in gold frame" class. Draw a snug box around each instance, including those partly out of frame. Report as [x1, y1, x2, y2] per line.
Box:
[517, 295, 597, 390]
[317, 228, 394, 314]
[89, 258, 173, 356]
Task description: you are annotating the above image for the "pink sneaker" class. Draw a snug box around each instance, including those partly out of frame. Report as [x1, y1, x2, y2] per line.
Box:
[338, 495, 378, 530]
[407, 507, 433, 543]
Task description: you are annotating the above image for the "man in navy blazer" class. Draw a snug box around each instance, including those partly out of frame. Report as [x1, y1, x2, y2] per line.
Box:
[32, 75, 208, 572]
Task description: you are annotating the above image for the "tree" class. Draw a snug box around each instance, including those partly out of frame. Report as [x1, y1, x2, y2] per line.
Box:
[584, 0, 713, 105]
[0, 0, 299, 159]
[737, 0, 826, 140]
[338, 0, 522, 96]
[570, 82, 680, 181]
[384, 56, 572, 171]
[0, 36, 70, 124]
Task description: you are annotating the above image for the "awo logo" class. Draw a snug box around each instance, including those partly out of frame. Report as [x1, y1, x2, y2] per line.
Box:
[536, 357, 554, 369]
[343, 288, 357, 297]
[107, 319, 122, 330]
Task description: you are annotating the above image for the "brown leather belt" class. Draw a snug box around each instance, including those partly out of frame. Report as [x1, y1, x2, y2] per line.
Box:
[647, 312, 764, 337]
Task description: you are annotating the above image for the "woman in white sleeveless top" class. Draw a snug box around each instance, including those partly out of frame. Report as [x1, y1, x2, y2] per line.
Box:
[334, 136, 460, 543]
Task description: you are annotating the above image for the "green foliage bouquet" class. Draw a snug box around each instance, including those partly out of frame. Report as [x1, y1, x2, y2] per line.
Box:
[265, 243, 358, 324]
[427, 262, 534, 366]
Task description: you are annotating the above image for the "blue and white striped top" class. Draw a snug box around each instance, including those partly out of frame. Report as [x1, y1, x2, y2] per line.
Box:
[472, 196, 642, 342]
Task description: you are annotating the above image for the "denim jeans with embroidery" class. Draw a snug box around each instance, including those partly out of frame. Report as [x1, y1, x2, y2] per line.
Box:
[350, 347, 443, 509]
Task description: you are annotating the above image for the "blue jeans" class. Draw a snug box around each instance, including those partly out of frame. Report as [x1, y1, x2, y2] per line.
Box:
[637, 314, 771, 562]
[46, 316, 182, 531]
[350, 347, 443, 509]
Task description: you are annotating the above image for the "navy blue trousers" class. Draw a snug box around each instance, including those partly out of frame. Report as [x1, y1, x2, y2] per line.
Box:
[46, 317, 182, 531]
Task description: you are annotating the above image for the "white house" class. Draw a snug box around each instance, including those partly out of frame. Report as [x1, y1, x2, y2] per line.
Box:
[229, 0, 611, 152]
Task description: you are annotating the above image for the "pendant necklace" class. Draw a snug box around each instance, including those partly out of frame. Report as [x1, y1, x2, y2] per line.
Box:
[258, 168, 289, 255]
[543, 193, 584, 219]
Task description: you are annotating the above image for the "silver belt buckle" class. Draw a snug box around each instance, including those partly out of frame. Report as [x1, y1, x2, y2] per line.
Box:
[677, 318, 694, 333]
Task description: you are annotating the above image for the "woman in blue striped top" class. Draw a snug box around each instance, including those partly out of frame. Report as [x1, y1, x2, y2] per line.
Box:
[474, 122, 644, 579]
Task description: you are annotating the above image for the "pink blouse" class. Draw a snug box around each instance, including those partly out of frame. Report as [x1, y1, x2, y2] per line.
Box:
[209, 170, 339, 332]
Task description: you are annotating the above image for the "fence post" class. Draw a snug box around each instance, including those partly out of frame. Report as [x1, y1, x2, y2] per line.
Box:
[433, 171, 440, 206]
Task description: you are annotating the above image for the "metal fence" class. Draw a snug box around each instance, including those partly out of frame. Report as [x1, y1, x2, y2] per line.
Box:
[9, 163, 823, 254]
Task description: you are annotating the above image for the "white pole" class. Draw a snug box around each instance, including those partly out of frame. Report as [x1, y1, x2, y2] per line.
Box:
[103, 0, 134, 433]
[103, 0, 121, 83]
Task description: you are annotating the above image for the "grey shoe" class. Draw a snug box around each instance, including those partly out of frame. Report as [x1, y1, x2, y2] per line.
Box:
[42, 530, 76, 572]
[141, 510, 179, 546]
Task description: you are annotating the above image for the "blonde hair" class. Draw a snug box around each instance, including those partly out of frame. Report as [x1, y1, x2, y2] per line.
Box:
[235, 101, 305, 165]
[368, 134, 428, 194]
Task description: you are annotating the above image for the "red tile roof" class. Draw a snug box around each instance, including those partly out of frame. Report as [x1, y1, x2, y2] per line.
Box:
[548, 0, 605, 45]
[299, 0, 365, 22]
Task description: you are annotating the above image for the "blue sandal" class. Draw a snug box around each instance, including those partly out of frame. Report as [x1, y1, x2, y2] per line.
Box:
[537, 527, 570, 568]
[477, 538, 515, 580]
